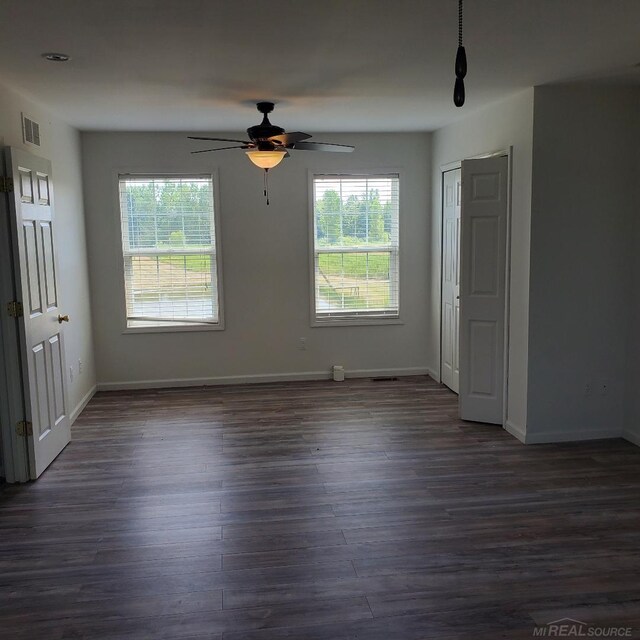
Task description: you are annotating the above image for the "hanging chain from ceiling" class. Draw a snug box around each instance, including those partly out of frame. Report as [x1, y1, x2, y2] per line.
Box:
[453, 0, 467, 107]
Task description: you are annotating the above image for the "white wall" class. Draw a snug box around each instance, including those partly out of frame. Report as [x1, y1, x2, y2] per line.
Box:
[430, 89, 535, 437]
[0, 81, 96, 424]
[527, 85, 638, 442]
[81, 132, 431, 387]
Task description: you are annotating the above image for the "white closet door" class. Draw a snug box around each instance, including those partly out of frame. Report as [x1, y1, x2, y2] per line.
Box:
[459, 156, 508, 424]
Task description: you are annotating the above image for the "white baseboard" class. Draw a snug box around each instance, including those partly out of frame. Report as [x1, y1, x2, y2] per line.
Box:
[623, 429, 640, 448]
[345, 367, 430, 379]
[96, 367, 432, 392]
[97, 371, 329, 391]
[70, 384, 97, 424]
[504, 420, 624, 445]
[504, 419, 526, 443]
[425, 366, 440, 383]
[523, 426, 621, 444]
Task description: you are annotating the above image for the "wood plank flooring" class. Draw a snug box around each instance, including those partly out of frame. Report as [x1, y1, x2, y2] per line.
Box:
[1, 376, 640, 639]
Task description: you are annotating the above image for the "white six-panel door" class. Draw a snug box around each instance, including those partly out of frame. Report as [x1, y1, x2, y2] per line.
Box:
[5, 147, 71, 478]
[441, 168, 461, 393]
[459, 156, 508, 425]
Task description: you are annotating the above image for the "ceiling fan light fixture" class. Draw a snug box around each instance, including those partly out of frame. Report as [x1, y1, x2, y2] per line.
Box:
[245, 150, 286, 169]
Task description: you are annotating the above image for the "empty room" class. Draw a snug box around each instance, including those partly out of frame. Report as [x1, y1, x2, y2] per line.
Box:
[1, 1, 639, 638]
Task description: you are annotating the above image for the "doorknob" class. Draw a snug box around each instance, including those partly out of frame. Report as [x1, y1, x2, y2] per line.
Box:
[57, 314, 69, 324]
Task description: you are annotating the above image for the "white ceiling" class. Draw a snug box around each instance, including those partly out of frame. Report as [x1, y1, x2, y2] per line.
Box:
[0, 0, 638, 132]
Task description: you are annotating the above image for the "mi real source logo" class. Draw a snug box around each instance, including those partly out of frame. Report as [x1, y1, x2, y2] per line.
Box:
[533, 618, 634, 637]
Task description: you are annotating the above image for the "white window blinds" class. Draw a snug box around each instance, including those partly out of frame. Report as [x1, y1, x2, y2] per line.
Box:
[312, 174, 400, 321]
[118, 175, 221, 327]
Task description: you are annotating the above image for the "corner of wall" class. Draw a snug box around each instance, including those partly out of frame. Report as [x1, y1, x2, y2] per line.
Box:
[431, 88, 535, 439]
[623, 428, 640, 448]
[504, 420, 526, 444]
[624, 87, 640, 448]
[0, 79, 97, 423]
[527, 84, 638, 444]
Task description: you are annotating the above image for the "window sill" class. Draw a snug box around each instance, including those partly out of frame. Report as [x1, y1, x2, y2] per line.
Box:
[311, 317, 403, 328]
[123, 322, 224, 334]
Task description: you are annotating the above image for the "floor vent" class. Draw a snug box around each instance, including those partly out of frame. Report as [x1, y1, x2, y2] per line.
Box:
[22, 114, 41, 147]
[372, 377, 399, 382]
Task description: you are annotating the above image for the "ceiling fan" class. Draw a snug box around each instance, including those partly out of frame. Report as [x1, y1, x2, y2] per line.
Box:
[188, 102, 354, 203]
[189, 101, 354, 166]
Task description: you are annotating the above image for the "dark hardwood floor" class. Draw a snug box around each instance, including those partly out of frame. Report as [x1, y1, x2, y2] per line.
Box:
[1, 376, 640, 639]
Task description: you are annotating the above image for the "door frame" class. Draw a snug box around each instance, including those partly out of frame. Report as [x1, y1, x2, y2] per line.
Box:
[0, 155, 30, 483]
[438, 147, 513, 427]
[440, 166, 461, 393]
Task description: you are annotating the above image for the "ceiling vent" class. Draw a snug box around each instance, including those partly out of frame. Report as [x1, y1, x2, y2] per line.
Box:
[22, 113, 41, 147]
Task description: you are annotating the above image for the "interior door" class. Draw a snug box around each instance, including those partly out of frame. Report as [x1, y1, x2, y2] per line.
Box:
[4, 147, 71, 478]
[441, 168, 461, 393]
[459, 156, 508, 424]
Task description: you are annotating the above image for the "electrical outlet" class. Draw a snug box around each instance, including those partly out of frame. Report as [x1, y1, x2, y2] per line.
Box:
[585, 383, 592, 396]
[299, 337, 307, 351]
[601, 384, 608, 396]
[78, 359, 83, 374]
[69, 365, 74, 382]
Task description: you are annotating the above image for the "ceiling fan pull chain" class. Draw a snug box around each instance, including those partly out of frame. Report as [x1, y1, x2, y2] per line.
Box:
[453, 0, 467, 107]
[264, 168, 270, 206]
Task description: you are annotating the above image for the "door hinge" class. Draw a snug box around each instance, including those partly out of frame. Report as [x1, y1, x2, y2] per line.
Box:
[7, 301, 23, 318]
[16, 421, 33, 437]
[0, 176, 14, 193]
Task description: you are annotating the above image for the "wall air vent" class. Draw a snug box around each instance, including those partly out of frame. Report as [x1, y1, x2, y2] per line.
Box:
[22, 114, 41, 147]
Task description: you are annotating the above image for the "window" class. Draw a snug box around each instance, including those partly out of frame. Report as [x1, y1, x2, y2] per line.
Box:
[312, 174, 400, 323]
[118, 174, 222, 329]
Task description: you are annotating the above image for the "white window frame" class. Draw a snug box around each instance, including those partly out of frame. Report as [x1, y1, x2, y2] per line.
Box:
[116, 172, 225, 334]
[308, 171, 402, 327]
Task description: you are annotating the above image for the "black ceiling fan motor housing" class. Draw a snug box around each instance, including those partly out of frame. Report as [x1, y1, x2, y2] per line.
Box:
[256, 101, 275, 115]
[247, 102, 285, 143]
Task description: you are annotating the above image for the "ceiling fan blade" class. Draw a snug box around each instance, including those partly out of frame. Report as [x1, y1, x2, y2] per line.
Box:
[188, 136, 252, 144]
[191, 145, 251, 154]
[267, 131, 312, 145]
[289, 141, 355, 153]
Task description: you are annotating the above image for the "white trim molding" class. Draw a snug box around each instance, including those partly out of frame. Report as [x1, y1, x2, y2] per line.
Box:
[70, 385, 97, 424]
[623, 429, 640, 448]
[96, 367, 432, 391]
[504, 420, 526, 443]
[505, 420, 629, 446]
[524, 427, 621, 444]
[345, 367, 430, 379]
[425, 366, 440, 383]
